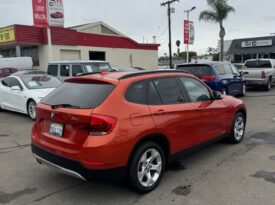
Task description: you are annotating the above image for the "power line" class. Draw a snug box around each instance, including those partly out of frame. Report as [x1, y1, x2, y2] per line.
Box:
[161, 0, 179, 68]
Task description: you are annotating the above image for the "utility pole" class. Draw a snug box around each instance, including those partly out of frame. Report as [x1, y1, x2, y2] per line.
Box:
[161, 0, 179, 69]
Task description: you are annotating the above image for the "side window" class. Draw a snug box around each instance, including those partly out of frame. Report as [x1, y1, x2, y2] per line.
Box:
[60, 65, 70, 77]
[125, 81, 146, 104]
[147, 81, 162, 105]
[1, 79, 9, 87]
[224, 64, 233, 74]
[2, 78, 23, 89]
[215, 64, 225, 75]
[72, 64, 83, 76]
[48, 65, 58, 76]
[180, 77, 211, 102]
[153, 78, 185, 104]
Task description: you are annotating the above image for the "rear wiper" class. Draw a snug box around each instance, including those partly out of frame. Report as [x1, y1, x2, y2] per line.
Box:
[51, 104, 80, 109]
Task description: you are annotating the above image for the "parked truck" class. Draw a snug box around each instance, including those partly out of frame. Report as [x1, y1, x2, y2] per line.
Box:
[0, 57, 33, 70]
[242, 59, 275, 91]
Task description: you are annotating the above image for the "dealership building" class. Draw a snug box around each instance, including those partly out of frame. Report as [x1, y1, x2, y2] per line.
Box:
[0, 21, 159, 70]
[222, 36, 275, 63]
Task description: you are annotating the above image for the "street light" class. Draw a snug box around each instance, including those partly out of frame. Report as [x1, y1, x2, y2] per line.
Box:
[184, 6, 196, 63]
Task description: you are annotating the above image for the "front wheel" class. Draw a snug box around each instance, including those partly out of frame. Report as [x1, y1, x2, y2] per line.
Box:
[128, 142, 165, 193]
[27, 100, 37, 121]
[228, 112, 246, 144]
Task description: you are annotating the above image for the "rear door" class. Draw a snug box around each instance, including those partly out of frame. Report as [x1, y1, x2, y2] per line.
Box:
[179, 77, 228, 142]
[147, 77, 201, 153]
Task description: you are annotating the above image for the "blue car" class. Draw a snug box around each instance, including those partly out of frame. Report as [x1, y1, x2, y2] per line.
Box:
[177, 62, 246, 96]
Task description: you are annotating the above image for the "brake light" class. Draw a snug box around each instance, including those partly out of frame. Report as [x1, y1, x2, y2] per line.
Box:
[261, 71, 267, 79]
[200, 76, 216, 81]
[89, 114, 116, 136]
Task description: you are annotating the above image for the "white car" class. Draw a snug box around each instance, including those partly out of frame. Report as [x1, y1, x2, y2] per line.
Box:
[0, 75, 61, 120]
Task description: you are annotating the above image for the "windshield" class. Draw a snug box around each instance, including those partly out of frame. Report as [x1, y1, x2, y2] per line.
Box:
[83, 63, 111, 73]
[21, 76, 62, 90]
[41, 82, 115, 109]
[244, 60, 272, 68]
[177, 65, 215, 77]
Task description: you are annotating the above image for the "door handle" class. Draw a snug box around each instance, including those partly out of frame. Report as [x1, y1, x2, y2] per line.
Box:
[154, 110, 165, 115]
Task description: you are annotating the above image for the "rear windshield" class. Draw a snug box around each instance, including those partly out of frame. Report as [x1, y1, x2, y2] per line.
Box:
[41, 82, 115, 109]
[21, 76, 61, 90]
[177, 65, 215, 77]
[83, 63, 111, 73]
[244, 60, 272, 68]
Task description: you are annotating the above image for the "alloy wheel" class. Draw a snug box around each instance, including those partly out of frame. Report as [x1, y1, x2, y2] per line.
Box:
[234, 115, 245, 141]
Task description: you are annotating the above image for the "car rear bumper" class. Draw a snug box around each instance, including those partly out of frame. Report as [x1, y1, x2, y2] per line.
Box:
[31, 144, 127, 181]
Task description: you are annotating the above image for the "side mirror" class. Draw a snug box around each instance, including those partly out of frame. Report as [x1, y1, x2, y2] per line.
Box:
[212, 91, 222, 100]
[11, 85, 21, 91]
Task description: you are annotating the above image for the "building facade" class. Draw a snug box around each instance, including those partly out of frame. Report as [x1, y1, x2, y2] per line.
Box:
[0, 22, 159, 70]
[222, 36, 275, 63]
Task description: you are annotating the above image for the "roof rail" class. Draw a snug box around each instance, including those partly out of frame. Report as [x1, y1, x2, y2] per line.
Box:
[118, 70, 190, 80]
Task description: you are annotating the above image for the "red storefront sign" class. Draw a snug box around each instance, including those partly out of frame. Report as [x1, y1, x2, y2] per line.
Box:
[184, 20, 195, 45]
[32, 0, 48, 27]
[184, 20, 189, 44]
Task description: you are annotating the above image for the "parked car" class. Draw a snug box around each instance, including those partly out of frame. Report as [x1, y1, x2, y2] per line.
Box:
[50, 12, 64, 19]
[31, 70, 247, 193]
[0, 68, 18, 78]
[112, 66, 145, 71]
[177, 62, 246, 96]
[0, 75, 61, 120]
[11, 69, 47, 76]
[233, 63, 244, 70]
[48, 61, 112, 82]
[242, 59, 275, 91]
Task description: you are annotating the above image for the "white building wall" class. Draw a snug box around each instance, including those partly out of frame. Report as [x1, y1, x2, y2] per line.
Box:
[38, 45, 158, 71]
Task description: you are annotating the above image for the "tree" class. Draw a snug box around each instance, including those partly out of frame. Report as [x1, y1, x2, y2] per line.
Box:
[176, 40, 181, 56]
[199, 0, 235, 61]
[207, 47, 218, 55]
[179, 51, 197, 62]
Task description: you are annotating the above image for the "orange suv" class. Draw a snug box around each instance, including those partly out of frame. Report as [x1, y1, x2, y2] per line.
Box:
[31, 70, 247, 193]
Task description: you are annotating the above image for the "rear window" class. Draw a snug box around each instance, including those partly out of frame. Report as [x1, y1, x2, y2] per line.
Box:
[41, 82, 115, 109]
[177, 65, 215, 77]
[244, 60, 272, 68]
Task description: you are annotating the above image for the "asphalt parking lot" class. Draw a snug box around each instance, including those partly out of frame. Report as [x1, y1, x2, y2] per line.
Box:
[0, 87, 275, 205]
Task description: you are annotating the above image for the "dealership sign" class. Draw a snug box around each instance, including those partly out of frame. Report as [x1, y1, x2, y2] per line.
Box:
[47, 0, 64, 27]
[184, 20, 195, 45]
[0, 26, 15, 44]
[241, 39, 272, 48]
[32, 0, 64, 27]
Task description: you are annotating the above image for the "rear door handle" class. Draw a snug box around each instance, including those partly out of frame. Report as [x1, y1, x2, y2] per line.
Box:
[154, 110, 165, 115]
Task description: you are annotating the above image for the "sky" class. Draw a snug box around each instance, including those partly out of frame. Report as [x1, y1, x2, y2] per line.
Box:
[1, 0, 275, 56]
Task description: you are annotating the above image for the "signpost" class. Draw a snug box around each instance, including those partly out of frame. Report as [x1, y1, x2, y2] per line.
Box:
[184, 20, 195, 63]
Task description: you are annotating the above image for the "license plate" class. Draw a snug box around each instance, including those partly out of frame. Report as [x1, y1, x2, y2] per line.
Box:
[49, 122, 64, 137]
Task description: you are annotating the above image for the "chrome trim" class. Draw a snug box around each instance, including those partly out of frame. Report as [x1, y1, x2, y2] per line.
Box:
[33, 154, 87, 181]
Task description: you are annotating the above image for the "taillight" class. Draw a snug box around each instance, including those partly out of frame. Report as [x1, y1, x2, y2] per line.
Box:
[261, 71, 267, 79]
[200, 76, 216, 81]
[89, 114, 116, 136]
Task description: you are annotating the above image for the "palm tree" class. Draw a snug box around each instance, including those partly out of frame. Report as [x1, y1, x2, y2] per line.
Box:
[199, 0, 235, 61]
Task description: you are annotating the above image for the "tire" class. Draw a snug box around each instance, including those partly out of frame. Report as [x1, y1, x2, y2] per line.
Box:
[221, 88, 228, 95]
[228, 112, 246, 144]
[240, 84, 246, 97]
[27, 100, 37, 121]
[264, 78, 272, 91]
[128, 141, 165, 193]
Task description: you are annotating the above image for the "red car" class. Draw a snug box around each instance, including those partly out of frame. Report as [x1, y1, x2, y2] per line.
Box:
[50, 12, 63, 19]
[32, 70, 247, 193]
[0, 68, 18, 78]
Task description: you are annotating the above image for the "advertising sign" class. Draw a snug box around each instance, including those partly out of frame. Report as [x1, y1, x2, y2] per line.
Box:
[184, 20, 195, 45]
[241, 40, 272, 48]
[47, 0, 64, 27]
[0, 26, 16, 44]
[32, 0, 48, 27]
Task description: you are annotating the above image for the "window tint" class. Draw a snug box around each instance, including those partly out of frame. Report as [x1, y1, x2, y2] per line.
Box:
[48, 65, 58, 76]
[125, 81, 146, 104]
[42, 82, 115, 109]
[2, 77, 23, 89]
[180, 77, 211, 102]
[60, 65, 70, 77]
[224, 64, 233, 74]
[244, 60, 272, 68]
[153, 78, 185, 104]
[147, 81, 162, 105]
[177, 65, 214, 77]
[20, 76, 61, 90]
[72, 64, 83, 76]
[215, 64, 225, 75]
